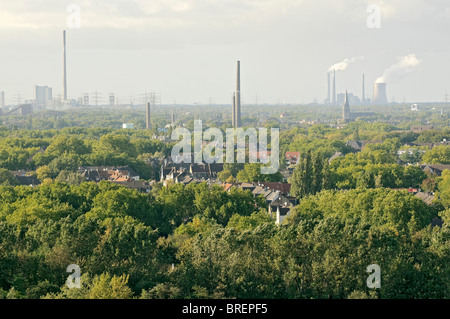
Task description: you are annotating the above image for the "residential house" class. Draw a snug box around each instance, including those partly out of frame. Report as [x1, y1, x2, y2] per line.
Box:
[26, 146, 47, 164]
[259, 182, 291, 196]
[420, 164, 450, 176]
[414, 191, 435, 205]
[113, 180, 152, 193]
[285, 151, 301, 165]
[15, 175, 41, 186]
[78, 166, 140, 183]
[329, 151, 344, 164]
[346, 140, 382, 153]
[410, 125, 433, 133]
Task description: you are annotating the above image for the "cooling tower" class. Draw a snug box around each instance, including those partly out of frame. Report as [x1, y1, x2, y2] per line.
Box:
[372, 82, 388, 105]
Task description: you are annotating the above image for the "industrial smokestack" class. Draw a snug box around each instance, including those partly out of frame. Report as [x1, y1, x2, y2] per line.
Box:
[235, 61, 241, 128]
[327, 72, 331, 104]
[232, 92, 236, 128]
[146, 102, 151, 130]
[372, 82, 388, 105]
[332, 70, 336, 104]
[63, 30, 67, 101]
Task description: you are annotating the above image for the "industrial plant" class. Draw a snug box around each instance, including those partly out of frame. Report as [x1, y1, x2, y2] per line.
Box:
[232, 61, 242, 128]
[325, 68, 394, 108]
[0, 29, 441, 126]
[372, 82, 389, 105]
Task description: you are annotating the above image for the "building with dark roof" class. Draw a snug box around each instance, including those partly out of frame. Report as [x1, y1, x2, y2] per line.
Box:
[420, 164, 450, 176]
[15, 175, 41, 186]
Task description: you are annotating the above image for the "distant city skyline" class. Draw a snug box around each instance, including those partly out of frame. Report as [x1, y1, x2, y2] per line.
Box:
[1, 0, 449, 105]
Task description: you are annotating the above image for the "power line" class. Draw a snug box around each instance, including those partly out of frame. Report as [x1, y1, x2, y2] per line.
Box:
[91, 91, 101, 107]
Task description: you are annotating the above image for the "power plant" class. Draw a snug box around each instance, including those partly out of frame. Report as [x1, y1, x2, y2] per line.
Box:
[0, 104, 33, 116]
[325, 70, 337, 105]
[232, 61, 241, 128]
[340, 89, 376, 123]
[325, 71, 391, 106]
[372, 82, 388, 105]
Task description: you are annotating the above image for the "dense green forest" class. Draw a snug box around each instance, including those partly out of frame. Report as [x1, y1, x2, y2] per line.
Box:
[1, 123, 448, 189]
[0, 181, 448, 299]
[0, 108, 449, 299]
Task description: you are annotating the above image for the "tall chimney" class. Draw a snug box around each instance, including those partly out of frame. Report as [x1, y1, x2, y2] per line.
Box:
[146, 102, 151, 130]
[232, 92, 236, 128]
[332, 70, 336, 104]
[63, 30, 67, 101]
[235, 61, 241, 128]
[372, 82, 388, 105]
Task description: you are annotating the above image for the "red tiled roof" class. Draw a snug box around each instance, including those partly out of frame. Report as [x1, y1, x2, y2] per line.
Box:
[222, 183, 233, 191]
[285, 151, 300, 159]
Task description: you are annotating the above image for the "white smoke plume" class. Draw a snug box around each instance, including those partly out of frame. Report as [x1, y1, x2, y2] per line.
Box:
[328, 56, 364, 72]
[375, 54, 421, 83]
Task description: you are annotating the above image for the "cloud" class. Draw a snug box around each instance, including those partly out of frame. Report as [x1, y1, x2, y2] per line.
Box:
[375, 54, 421, 83]
[328, 56, 364, 72]
[0, 0, 306, 30]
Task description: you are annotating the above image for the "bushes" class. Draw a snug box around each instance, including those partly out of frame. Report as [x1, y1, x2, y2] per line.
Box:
[0, 178, 447, 299]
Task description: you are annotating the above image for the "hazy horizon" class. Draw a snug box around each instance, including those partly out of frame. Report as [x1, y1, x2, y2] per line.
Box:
[1, 0, 449, 105]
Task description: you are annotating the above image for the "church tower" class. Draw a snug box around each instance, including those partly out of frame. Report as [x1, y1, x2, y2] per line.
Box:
[343, 90, 351, 122]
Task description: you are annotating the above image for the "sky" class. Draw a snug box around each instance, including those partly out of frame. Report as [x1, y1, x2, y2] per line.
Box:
[0, 0, 450, 105]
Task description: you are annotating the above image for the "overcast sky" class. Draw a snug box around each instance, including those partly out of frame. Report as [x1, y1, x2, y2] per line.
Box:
[1, 0, 449, 105]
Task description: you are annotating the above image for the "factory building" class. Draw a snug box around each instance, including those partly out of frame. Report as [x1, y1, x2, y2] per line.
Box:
[35, 85, 53, 107]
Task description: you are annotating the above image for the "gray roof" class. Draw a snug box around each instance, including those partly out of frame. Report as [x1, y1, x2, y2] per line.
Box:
[252, 186, 266, 195]
[421, 164, 450, 176]
[430, 217, 444, 228]
[278, 207, 291, 216]
[265, 191, 279, 201]
[329, 151, 344, 163]
[15, 175, 41, 186]
[414, 192, 435, 205]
